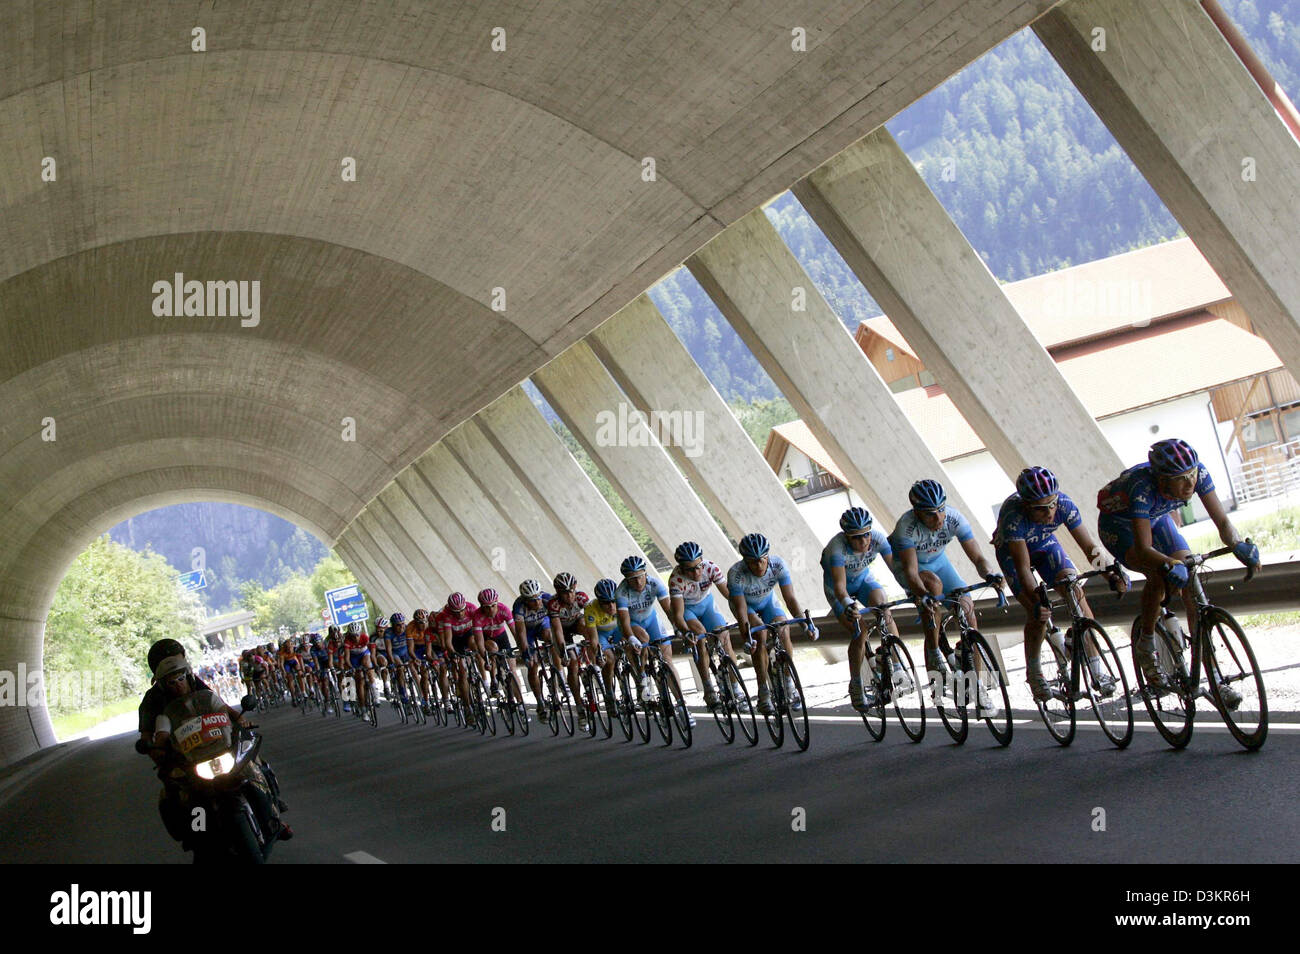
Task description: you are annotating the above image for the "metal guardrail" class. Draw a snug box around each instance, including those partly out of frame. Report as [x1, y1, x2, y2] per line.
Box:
[781, 556, 1300, 645]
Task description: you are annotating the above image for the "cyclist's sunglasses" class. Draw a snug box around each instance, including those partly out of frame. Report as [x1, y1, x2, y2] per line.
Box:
[1027, 496, 1059, 513]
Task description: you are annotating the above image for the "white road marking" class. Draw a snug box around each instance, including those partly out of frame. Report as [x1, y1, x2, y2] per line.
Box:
[344, 850, 387, 863]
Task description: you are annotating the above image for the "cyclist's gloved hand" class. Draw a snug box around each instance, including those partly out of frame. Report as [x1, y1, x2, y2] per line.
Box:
[1163, 561, 1189, 589]
[1232, 540, 1260, 567]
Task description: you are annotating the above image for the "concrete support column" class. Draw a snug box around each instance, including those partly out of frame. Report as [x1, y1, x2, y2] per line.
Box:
[376, 481, 466, 599]
[1035, 0, 1300, 383]
[416, 445, 548, 593]
[532, 340, 735, 566]
[335, 539, 402, 619]
[476, 386, 647, 578]
[443, 420, 604, 584]
[351, 515, 424, 610]
[393, 468, 509, 598]
[368, 494, 449, 606]
[794, 127, 1123, 544]
[335, 535, 405, 616]
[590, 294, 826, 606]
[687, 208, 985, 532]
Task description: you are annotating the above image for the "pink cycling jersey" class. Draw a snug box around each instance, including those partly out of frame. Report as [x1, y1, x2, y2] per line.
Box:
[471, 601, 512, 637]
[436, 604, 479, 639]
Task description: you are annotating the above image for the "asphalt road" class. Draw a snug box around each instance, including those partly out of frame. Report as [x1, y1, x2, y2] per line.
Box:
[2, 701, 1295, 864]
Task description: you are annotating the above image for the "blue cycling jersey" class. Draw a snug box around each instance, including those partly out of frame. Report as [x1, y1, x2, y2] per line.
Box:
[888, 508, 974, 562]
[1097, 462, 1213, 523]
[992, 491, 1082, 551]
[512, 594, 553, 630]
[726, 554, 792, 605]
[820, 529, 891, 590]
[615, 576, 669, 620]
[386, 626, 408, 655]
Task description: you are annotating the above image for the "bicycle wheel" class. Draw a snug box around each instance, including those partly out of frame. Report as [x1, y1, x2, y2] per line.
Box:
[968, 632, 1011, 746]
[509, 670, 530, 736]
[763, 666, 785, 748]
[1036, 629, 1075, 746]
[780, 656, 810, 751]
[710, 661, 736, 744]
[1131, 616, 1194, 749]
[888, 638, 926, 743]
[615, 665, 636, 741]
[1200, 608, 1267, 751]
[720, 657, 758, 747]
[934, 628, 968, 745]
[556, 673, 575, 737]
[478, 671, 497, 736]
[651, 668, 674, 746]
[541, 669, 560, 736]
[858, 654, 886, 742]
[1075, 619, 1132, 749]
[662, 664, 692, 748]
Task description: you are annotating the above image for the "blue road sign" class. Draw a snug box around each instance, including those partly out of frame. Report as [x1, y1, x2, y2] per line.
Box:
[177, 570, 207, 591]
[325, 584, 369, 627]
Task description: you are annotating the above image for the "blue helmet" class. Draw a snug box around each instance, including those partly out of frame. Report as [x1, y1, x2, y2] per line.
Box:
[674, 541, 703, 565]
[389, 612, 405, 629]
[738, 533, 770, 559]
[620, 555, 647, 577]
[1015, 466, 1059, 501]
[594, 578, 618, 602]
[909, 479, 947, 510]
[1148, 438, 1199, 476]
[839, 506, 873, 534]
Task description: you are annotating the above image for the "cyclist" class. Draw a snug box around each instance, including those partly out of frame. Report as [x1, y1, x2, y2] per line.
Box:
[995, 466, 1127, 703]
[615, 555, 674, 704]
[726, 533, 809, 716]
[1097, 439, 1257, 702]
[473, 588, 516, 701]
[512, 580, 554, 719]
[547, 573, 591, 732]
[278, 638, 304, 704]
[889, 479, 1003, 689]
[666, 541, 732, 709]
[404, 609, 435, 711]
[383, 611, 418, 709]
[822, 506, 904, 711]
[584, 578, 623, 716]
[370, 615, 392, 699]
[437, 593, 482, 722]
[343, 621, 375, 720]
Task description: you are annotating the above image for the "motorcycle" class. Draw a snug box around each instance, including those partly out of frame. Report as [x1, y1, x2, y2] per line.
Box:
[140, 694, 286, 864]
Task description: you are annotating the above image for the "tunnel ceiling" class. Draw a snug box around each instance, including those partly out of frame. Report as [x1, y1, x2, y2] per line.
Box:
[0, 0, 1058, 616]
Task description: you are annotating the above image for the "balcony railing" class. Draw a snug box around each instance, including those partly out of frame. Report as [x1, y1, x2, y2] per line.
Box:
[787, 471, 846, 501]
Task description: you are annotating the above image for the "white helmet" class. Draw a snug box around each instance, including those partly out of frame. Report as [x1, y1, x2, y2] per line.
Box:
[518, 579, 542, 598]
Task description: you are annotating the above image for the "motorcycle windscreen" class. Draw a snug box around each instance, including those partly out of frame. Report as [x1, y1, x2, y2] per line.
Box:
[172, 710, 234, 764]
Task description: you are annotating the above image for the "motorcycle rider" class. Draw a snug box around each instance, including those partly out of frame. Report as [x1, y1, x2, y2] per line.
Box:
[148, 653, 292, 849]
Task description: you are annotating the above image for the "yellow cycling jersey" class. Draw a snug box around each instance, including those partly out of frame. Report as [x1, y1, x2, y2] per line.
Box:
[583, 602, 619, 632]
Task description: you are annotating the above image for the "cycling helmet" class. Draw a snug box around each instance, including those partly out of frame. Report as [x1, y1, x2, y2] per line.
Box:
[738, 533, 770, 559]
[552, 572, 578, 593]
[1015, 466, 1059, 501]
[447, 592, 467, 612]
[147, 638, 187, 674]
[519, 579, 542, 599]
[594, 578, 618, 602]
[1148, 438, 1199, 476]
[620, 555, 647, 577]
[477, 587, 498, 607]
[909, 479, 947, 510]
[674, 541, 704, 565]
[348, 622, 364, 635]
[389, 612, 405, 629]
[839, 507, 873, 534]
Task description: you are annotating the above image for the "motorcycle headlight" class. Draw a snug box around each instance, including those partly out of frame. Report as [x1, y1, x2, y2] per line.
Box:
[195, 752, 236, 779]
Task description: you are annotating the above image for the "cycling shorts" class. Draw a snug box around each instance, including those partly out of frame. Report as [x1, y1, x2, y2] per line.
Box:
[348, 649, 369, 668]
[391, 647, 411, 664]
[412, 643, 428, 660]
[481, 628, 511, 651]
[995, 539, 1075, 596]
[892, 553, 966, 597]
[596, 627, 623, 652]
[1098, 512, 1189, 569]
[743, 593, 788, 628]
[824, 574, 884, 618]
[283, 660, 298, 672]
[629, 612, 671, 646]
[451, 632, 474, 654]
[683, 593, 728, 632]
